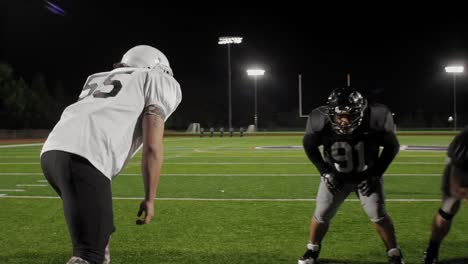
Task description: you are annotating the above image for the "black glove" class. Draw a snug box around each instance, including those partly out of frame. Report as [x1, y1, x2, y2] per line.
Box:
[357, 176, 380, 196]
[321, 172, 343, 195]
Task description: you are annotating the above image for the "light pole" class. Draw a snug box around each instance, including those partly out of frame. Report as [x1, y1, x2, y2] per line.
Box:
[247, 69, 265, 130]
[445, 65, 464, 131]
[218, 36, 242, 131]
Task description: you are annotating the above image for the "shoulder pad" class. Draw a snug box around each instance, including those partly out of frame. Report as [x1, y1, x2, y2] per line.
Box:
[448, 129, 468, 168]
[369, 103, 394, 132]
[306, 106, 329, 133]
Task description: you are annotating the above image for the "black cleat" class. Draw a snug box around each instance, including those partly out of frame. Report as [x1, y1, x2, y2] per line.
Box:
[298, 247, 320, 264]
[388, 255, 405, 264]
[422, 250, 438, 264]
[388, 248, 405, 264]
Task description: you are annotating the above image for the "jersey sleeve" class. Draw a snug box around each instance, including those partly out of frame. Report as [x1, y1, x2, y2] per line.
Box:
[369, 104, 394, 133]
[383, 110, 394, 133]
[369, 104, 400, 177]
[380, 108, 399, 147]
[143, 69, 182, 121]
[305, 106, 328, 135]
[303, 106, 331, 174]
[447, 129, 468, 168]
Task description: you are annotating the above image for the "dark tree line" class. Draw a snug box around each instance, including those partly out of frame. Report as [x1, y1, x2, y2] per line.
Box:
[0, 62, 67, 129]
[1, 61, 463, 131]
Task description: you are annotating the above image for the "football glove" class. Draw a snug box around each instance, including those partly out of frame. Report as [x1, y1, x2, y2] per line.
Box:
[321, 172, 343, 194]
[358, 176, 380, 196]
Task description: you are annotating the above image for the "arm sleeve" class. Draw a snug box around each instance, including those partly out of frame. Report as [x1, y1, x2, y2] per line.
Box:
[373, 110, 400, 177]
[303, 133, 330, 175]
[303, 107, 331, 175]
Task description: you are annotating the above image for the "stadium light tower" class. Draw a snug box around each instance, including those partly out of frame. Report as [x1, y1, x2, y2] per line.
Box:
[445, 65, 464, 131]
[218, 36, 243, 131]
[247, 69, 265, 130]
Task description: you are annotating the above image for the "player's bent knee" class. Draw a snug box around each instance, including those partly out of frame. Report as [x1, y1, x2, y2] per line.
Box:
[438, 208, 455, 221]
[369, 213, 388, 223]
[313, 214, 330, 224]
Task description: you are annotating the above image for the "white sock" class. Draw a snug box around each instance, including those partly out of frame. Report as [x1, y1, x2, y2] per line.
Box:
[307, 243, 320, 251]
[387, 248, 401, 257]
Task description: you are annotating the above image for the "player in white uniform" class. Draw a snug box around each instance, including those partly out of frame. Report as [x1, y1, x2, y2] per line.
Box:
[40, 45, 182, 264]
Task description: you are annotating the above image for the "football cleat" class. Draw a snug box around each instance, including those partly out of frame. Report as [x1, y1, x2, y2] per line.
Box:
[387, 248, 405, 264]
[298, 244, 320, 264]
[388, 255, 405, 264]
[422, 250, 438, 264]
[67, 256, 90, 264]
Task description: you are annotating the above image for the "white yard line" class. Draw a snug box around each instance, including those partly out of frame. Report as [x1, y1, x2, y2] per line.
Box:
[157, 162, 445, 165]
[16, 184, 48, 187]
[0, 195, 442, 202]
[117, 173, 442, 177]
[0, 163, 39, 164]
[124, 152, 197, 170]
[164, 138, 197, 142]
[0, 156, 40, 158]
[0, 172, 441, 177]
[0, 189, 24, 192]
[149, 155, 446, 158]
[0, 173, 43, 175]
[0, 155, 447, 159]
[0, 143, 43, 148]
[0, 152, 41, 154]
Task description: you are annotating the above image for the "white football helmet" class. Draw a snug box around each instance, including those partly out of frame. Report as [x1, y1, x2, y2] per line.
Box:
[120, 45, 173, 76]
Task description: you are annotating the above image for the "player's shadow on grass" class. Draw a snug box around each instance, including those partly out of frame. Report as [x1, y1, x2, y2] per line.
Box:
[439, 258, 468, 264]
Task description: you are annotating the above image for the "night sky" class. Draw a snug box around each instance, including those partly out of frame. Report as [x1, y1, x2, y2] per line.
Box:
[2, 1, 468, 128]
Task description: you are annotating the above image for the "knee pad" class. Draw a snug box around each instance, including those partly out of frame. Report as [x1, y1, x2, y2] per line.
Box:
[438, 208, 455, 221]
[370, 214, 387, 223]
[313, 214, 330, 224]
[365, 206, 387, 223]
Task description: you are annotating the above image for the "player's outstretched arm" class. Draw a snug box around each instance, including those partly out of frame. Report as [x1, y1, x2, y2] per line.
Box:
[138, 110, 165, 225]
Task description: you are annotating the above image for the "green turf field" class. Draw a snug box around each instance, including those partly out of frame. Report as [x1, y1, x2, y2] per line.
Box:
[0, 135, 467, 264]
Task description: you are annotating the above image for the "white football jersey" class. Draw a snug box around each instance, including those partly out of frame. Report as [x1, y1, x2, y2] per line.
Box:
[41, 67, 182, 179]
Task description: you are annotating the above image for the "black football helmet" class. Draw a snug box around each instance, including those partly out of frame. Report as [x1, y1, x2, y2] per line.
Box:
[327, 87, 367, 135]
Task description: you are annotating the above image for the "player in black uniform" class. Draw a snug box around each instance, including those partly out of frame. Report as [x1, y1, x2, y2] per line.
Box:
[298, 87, 404, 264]
[422, 129, 468, 264]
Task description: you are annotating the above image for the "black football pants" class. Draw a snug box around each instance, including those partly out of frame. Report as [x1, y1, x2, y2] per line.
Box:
[41, 150, 114, 264]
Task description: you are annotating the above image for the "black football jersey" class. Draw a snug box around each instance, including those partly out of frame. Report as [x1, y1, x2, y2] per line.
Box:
[442, 129, 468, 195]
[305, 104, 398, 182]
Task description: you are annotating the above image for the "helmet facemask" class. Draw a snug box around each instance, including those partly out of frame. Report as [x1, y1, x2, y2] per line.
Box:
[327, 88, 367, 135]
